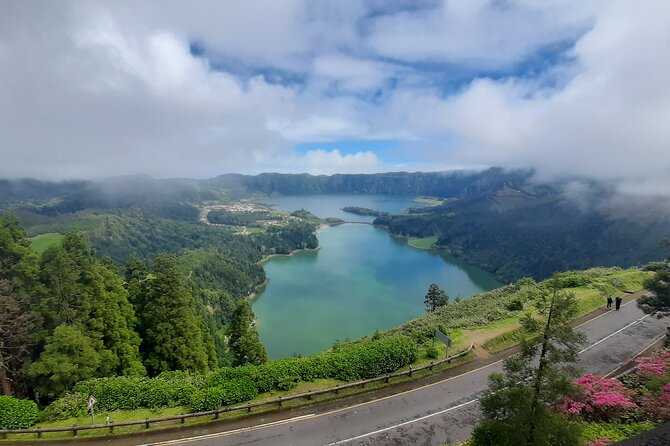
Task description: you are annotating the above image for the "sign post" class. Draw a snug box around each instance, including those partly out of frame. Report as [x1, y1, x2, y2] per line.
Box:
[434, 329, 452, 359]
[87, 395, 97, 425]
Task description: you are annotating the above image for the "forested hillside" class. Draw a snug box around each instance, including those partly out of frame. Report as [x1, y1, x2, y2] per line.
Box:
[375, 185, 670, 282]
[2, 169, 668, 285]
[0, 210, 318, 402]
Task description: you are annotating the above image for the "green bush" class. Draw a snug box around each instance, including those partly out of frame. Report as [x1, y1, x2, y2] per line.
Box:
[425, 346, 439, 359]
[47, 336, 417, 418]
[0, 396, 39, 429]
[505, 300, 523, 311]
[579, 421, 658, 443]
[189, 387, 226, 412]
[189, 378, 257, 412]
[40, 392, 87, 421]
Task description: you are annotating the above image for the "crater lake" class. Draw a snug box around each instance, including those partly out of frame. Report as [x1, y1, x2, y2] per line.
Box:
[253, 195, 501, 358]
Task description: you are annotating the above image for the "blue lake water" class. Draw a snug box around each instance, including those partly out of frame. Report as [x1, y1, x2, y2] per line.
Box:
[253, 195, 501, 358]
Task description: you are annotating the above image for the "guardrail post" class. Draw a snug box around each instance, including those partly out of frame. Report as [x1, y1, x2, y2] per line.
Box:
[408, 365, 413, 377]
[181, 415, 185, 424]
[429, 361, 434, 370]
[145, 418, 150, 429]
[247, 404, 252, 412]
[109, 425, 113, 434]
[215, 411, 220, 419]
[385, 374, 390, 383]
[278, 396, 282, 407]
[72, 425, 77, 437]
[37, 431, 42, 438]
[335, 385, 340, 394]
[306, 392, 313, 400]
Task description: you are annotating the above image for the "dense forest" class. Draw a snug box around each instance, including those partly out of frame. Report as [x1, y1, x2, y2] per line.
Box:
[0, 210, 317, 402]
[374, 183, 670, 282]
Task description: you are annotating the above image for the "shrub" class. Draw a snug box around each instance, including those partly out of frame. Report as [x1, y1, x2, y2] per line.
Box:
[639, 383, 670, 421]
[559, 375, 638, 421]
[579, 421, 657, 444]
[634, 351, 670, 379]
[40, 392, 87, 421]
[0, 396, 39, 429]
[189, 378, 257, 412]
[505, 300, 523, 311]
[425, 346, 439, 359]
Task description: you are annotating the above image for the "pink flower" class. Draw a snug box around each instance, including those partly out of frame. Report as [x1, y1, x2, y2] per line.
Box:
[585, 438, 612, 446]
[592, 392, 637, 409]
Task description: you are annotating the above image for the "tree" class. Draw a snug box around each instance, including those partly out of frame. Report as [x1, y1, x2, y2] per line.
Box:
[638, 241, 670, 316]
[0, 213, 42, 396]
[0, 281, 38, 396]
[638, 269, 670, 316]
[471, 277, 586, 446]
[424, 283, 449, 312]
[38, 232, 145, 378]
[229, 301, 267, 366]
[141, 254, 210, 374]
[28, 325, 101, 398]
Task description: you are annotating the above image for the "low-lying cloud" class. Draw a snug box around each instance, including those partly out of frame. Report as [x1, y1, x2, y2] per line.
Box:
[0, 0, 668, 194]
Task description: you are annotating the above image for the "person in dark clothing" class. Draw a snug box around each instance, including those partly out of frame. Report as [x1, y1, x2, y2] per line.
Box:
[615, 296, 622, 310]
[606, 296, 613, 309]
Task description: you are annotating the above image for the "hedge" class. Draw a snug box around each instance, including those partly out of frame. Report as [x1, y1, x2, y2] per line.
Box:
[42, 335, 418, 421]
[189, 378, 258, 412]
[0, 396, 39, 429]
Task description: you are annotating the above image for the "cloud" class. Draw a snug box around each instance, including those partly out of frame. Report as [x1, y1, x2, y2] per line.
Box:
[412, 0, 670, 194]
[366, 0, 595, 67]
[0, 0, 668, 193]
[257, 149, 382, 175]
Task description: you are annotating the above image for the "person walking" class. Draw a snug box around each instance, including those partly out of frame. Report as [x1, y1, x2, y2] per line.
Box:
[606, 296, 613, 309]
[615, 296, 622, 310]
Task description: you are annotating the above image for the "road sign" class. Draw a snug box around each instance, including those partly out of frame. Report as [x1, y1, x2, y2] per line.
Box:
[434, 329, 452, 347]
[87, 395, 96, 425]
[87, 395, 96, 411]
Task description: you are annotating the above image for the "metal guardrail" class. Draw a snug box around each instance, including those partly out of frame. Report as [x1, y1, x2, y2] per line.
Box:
[0, 344, 474, 439]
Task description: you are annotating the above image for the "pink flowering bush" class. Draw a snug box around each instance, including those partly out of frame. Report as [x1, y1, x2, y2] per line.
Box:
[559, 374, 637, 421]
[585, 438, 612, 446]
[639, 381, 670, 421]
[634, 351, 670, 379]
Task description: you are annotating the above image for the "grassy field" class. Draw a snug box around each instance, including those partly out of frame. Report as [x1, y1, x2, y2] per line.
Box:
[482, 268, 650, 354]
[29, 233, 64, 253]
[414, 197, 443, 206]
[408, 236, 438, 249]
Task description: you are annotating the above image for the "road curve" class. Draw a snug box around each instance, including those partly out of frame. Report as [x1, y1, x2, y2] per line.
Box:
[139, 300, 667, 446]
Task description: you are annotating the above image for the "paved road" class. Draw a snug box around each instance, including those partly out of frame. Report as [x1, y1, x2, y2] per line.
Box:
[140, 300, 667, 446]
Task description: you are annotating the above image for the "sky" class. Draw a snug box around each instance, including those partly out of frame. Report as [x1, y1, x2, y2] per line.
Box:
[1, 0, 669, 194]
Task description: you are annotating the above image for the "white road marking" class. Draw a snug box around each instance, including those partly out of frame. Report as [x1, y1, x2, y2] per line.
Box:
[322, 312, 658, 446]
[138, 414, 316, 446]
[141, 301, 657, 446]
[323, 399, 479, 446]
[578, 313, 650, 354]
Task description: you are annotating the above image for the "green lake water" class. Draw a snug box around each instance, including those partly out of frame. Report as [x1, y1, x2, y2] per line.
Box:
[253, 195, 501, 358]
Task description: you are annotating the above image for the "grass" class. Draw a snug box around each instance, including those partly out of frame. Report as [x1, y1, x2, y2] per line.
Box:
[29, 233, 64, 253]
[414, 197, 443, 206]
[481, 268, 650, 354]
[408, 236, 438, 250]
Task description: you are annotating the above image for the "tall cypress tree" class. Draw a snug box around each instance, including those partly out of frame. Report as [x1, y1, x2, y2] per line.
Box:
[229, 301, 267, 366]
[142, 254, 209, 374]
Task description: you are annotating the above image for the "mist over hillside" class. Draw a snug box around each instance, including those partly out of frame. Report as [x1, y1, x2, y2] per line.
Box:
[2, 168, 668, 282]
